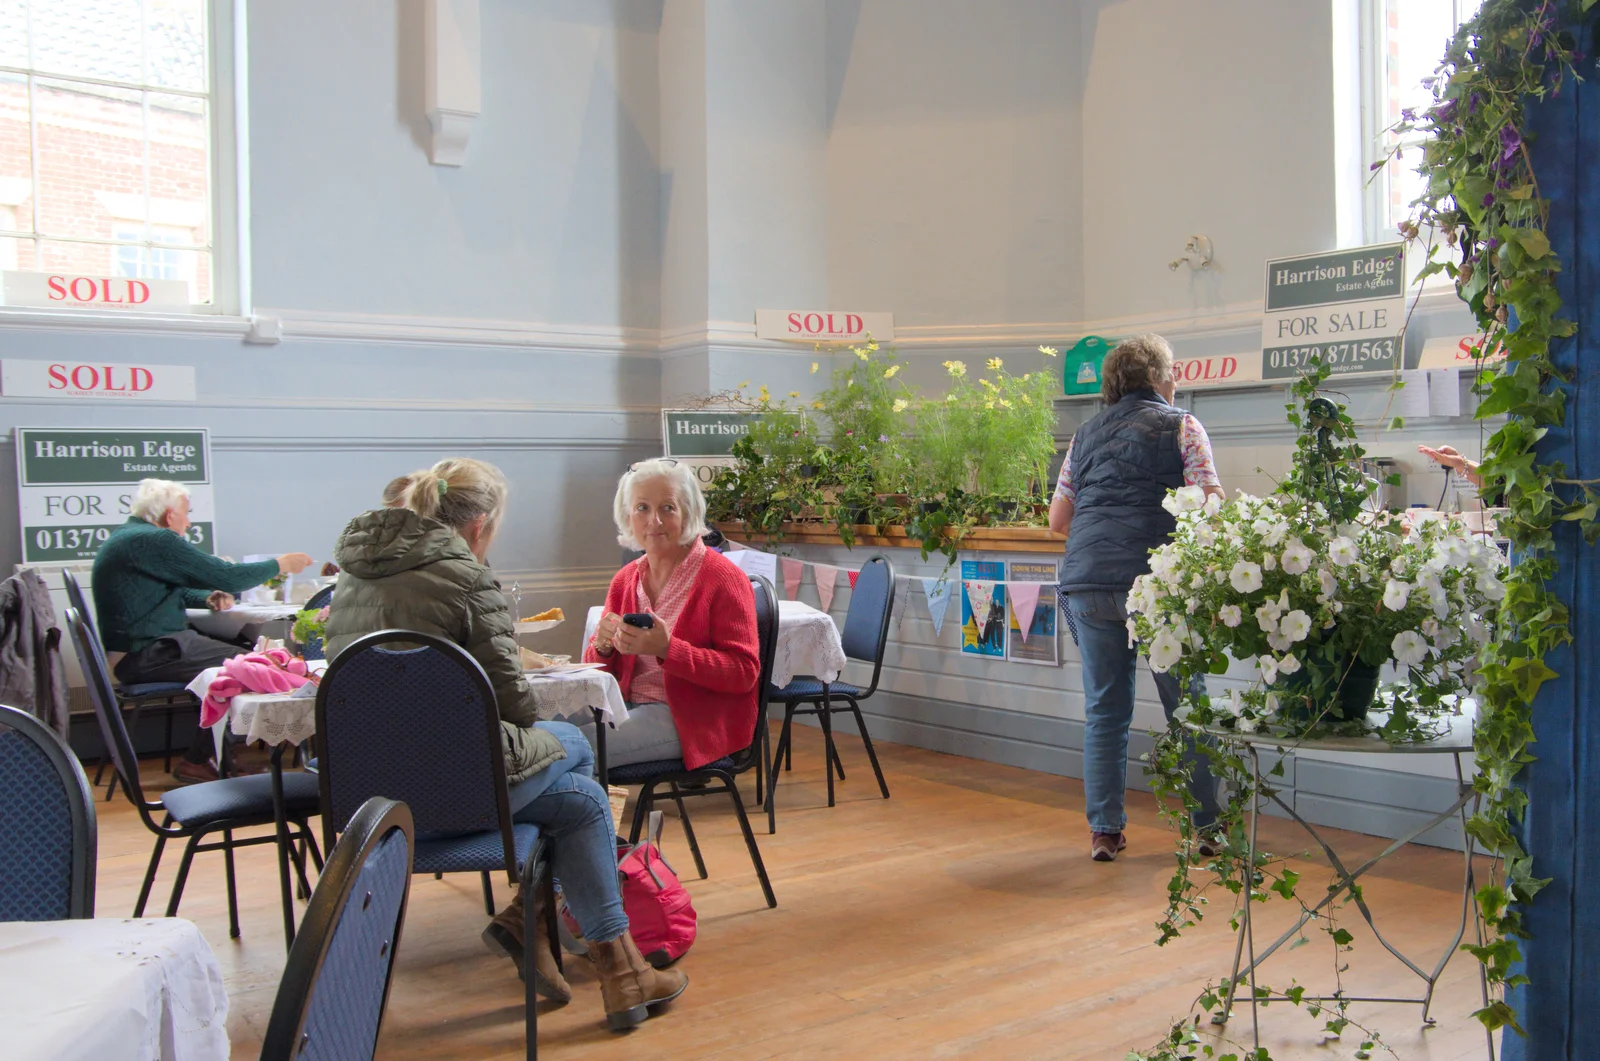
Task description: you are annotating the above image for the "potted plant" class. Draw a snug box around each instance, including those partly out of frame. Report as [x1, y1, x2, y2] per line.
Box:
[291, 605, 330, 661]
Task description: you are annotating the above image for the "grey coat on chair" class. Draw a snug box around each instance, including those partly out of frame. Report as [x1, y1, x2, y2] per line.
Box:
[0, 571, 71, 738]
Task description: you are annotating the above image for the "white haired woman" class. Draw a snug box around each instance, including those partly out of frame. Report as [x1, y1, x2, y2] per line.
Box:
[583, 458, 761, 770]
[90, 478, 313, 783]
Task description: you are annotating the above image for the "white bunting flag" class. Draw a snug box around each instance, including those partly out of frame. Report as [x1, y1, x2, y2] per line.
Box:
[923, 577, 953, 637]
[891, 576, 913, 628]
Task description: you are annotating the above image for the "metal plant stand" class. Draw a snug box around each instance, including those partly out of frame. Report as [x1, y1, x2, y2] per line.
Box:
[1203, 711, 1495, 1059]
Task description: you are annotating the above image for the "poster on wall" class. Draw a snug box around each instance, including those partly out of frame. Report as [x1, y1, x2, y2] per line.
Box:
[14, 427, 214, 564]
[1005, 561, 1060, 666]
[660, 410, 766, 489]
[960, 559, 1006, 658]
[1260, 242, 1406, 381]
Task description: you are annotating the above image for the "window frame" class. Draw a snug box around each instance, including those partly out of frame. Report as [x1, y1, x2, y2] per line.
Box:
[0, 0, 244, 316]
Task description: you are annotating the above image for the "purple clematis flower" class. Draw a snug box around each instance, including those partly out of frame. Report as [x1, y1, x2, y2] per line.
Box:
[1500, 124, 1522, 163]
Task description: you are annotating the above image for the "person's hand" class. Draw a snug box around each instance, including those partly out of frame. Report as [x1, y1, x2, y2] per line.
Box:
[277, 552, 314, 575]
[206, 591, 234, 611]
[1418, 445, 1481, 486]
[594, 612, 623, 656]
[612, 610, 671, 658]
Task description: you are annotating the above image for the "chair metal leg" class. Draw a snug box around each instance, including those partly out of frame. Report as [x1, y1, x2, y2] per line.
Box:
[103, 770, 120, 802]
[165, 834, 203, 917]
[482, 871, 496, 917]
[93, 757, 107, 785]
[223, 828, 240, 938]
[628, 781, 657, 844]
[782, 704, 796, 770]
[846, 699, 890, 799]
[722, 774, 777, 908]
[818, 693, 837, 808]
[670, 782, 707, 880]
[540, 870, 563, 976]
[163, 705, 175, 771]
[525, 865, 538, 1061]
[435, 872, 443, 880]
[134, 832, 168, 917]
[304, 826, 325, 873]
[827, 718, 847, 781]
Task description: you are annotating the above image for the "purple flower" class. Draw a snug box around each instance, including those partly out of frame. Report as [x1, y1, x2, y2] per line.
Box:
[878, 434, 889, 443]
[1400, 108, 1417, 122]
[1470, 92, 1482, 115]
[1483, 192, 1496, 208]
[1500, 124, 1522, 162]
[1488, 237, 1500, 250]
[1430, 98, 1457, 123]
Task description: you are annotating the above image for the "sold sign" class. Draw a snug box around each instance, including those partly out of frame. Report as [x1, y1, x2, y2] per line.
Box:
[1, 359, 197, 402]
[1, 270, 190, 310]
[755, 309, 894, 343]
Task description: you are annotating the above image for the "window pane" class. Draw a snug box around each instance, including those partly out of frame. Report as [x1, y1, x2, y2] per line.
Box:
[0, 0, 28, 69]
[0, 72, 33, 233]
[147, 0, 208, 92]
[31, 0, 143, 84]
[42, 238, 209, 304]
[148, 91, 210, 247]
[0, 235, 33, 271]
[33, 76, 146, 241]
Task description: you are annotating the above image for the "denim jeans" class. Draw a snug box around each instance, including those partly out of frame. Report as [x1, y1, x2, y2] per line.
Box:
[505, 721, 629, 944]
[1070, 590, 1220, 835]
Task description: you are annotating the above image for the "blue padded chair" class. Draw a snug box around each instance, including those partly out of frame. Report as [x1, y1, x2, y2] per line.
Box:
[606, 574, 778, 908]
[65, 605, 324, 939]
[304, 584, 335, 611]
[62, 569, 196, 797]
[769, 554, 895, 815]
[260, 796, 414, 1061]
[315, 630, 554, 1061]
[0, 702, 96, 920]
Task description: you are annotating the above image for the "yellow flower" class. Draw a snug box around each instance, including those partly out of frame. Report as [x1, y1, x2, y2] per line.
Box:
[944, 360, 967, 378]
[847, 378, 855, 388]
[810, 361, 819, 374]
[758, 385, 770, 402]
[983, 400, 995, 410]
[945, 393, 958, 403]
[737, 380, 750, 389]
[867, 338, 879, 353]
[979, 377, 996, 390]
[854, 347, 870, 361]
[883, 364, 901, 379]
[1039, 345, 1059, 357]
[812, 400, 825, 410]
[892, 398, 909, 413]
[788, 391, 800, 398]
[998, 398, 1013, 409]
[987, 357, 1003, 371]
[1020, 394, 1032, 405]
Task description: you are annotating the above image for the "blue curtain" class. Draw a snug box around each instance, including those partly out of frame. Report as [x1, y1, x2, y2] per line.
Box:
[1503, 40, 1600, 1061]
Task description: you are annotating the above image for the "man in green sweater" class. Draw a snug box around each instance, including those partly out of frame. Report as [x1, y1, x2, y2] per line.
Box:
[92, 479, 313, 783]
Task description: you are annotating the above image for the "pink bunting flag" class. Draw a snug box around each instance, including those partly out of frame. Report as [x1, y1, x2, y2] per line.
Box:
[1007, 581, 1045, 643]
[781, 558, 804, 600]
[847, 570, 859, 589]
[814, 564, 841, 612]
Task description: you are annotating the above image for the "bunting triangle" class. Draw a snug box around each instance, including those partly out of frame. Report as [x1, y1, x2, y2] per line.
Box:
[923, 578, 953, 637]
[965, 580, 997, 639]
[1008, 581, 1045, 643]
[814, 564, 840, 612]
[847, 570, 859, 589]
[780, 558, 804, 599]
[891, 576, 912, 628]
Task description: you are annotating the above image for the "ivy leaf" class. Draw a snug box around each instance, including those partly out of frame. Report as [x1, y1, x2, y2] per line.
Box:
[1329, 927, 1355, 947]
[1515, 228, 1552, 260]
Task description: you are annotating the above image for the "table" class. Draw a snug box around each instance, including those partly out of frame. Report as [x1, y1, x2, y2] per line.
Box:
[1200, 708, 1493, 1058]
[0, 917, 229, 1061]
[583, 598, 848, 687]
[186, 661, 628, 946]
[185, 601, 301, 642]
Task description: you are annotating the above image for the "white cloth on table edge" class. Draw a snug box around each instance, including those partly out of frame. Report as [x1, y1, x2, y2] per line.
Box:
[0, 917, 229, 1061]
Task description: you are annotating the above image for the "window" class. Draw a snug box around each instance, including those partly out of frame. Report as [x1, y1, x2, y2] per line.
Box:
[1361, 0, 1485, 241]
[0, 0, 236, 310]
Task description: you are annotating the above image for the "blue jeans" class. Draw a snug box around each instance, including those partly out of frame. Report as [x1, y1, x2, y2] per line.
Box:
[1070, 590, 1220, 835]
[506, 721, 628, 944]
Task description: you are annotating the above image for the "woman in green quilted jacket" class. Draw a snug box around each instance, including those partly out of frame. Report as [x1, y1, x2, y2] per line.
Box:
[324, 458, 687, 1032]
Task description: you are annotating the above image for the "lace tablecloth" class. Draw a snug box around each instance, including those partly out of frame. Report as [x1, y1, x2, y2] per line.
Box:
[0, 917, 229, 1061]
[526, 669, 629, 725]
[187, 663, 324, 752]
[185, 602, 300, 641]
[583, 600, 845, 689]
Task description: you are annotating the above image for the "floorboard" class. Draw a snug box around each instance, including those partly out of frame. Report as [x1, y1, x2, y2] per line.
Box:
[93, 725, 1499, 1060]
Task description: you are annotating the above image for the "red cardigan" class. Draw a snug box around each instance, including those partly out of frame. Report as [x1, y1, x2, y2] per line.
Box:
[584, 548, 760, 770]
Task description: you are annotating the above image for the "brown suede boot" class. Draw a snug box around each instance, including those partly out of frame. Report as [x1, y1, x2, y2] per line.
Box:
[481, 887, 572, 1003]
[590, 932, 688, 1031]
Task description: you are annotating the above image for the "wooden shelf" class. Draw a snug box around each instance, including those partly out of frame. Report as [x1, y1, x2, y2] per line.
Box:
[713, 521, 1066, 554]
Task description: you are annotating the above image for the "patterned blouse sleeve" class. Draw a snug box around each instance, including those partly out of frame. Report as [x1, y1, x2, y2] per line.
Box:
[1179, 415, 1221, 487]
[1053, 438, 1075, 501]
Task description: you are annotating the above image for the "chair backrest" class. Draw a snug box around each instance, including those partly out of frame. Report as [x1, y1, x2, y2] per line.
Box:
[63, 606, 157, 817]
[316, 630, 514, 861]
[0, 703, 96, 919]
[260, 796, 414, 1061]
[839, 554, 896, 693]
[304, 584, 335, 611]
[728, 574, 779, 774]
[61, 568, 90, 631]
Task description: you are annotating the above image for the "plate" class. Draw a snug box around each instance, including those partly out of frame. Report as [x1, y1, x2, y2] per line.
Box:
[525, 662, 607, 676]
[514, 618, 565, 633]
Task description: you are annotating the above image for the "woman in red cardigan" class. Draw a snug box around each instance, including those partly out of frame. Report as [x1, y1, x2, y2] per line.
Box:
[583, 459, 760, 769]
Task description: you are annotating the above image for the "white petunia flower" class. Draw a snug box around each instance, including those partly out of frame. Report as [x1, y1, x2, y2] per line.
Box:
[1230, 561, 1263, 593]
[1477, 573, 1506, 601]
[1174, 484, 1207, 511]
[1219, 604, 1243, 628]
[1226, 688, 1245, 716]
[1126, 617, 1140, 647]
[1254, 604, 1279, 632]
[1204, 492, 1224, 516]
[1263, 693, 1281, 717]
[1258, 655, 1280, 685]
[1252, 518, 1288, 547]
[1391, 630, 1429, 666]
[1466, 617, 1492, 645]
[1194, 523, 1217, 548]
[1276, 653, 1301, 676]
[1383, 579, 1412, 611]
[1238, 717, 1259, 733]
[1280, 538, 1313, 575]
[1266, 632, 1293, 652]
[1328, 536, 1359, 567]
[1262, 552, 1278, 571]
[1148, 631, 1183, 672]
[1279, 610, 1312, 643]
[1317, 567, 1338, 598]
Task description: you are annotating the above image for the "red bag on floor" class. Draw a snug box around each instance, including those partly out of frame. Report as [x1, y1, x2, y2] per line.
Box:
[562, 811, 697, 968]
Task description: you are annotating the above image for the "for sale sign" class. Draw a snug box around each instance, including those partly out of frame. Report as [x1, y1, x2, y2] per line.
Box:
[14, 428, 215, 563]
[1260, 244, 1406, 380]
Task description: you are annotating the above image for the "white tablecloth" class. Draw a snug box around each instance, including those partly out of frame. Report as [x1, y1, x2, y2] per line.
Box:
[583, 599, 847, 689]
[0, 918, 229, 1061]
[526, 669, 629, 725]
[185, 602, 301, 641]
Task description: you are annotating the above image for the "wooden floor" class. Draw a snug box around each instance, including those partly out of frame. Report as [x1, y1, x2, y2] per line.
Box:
[94, 727, 1499, 1060]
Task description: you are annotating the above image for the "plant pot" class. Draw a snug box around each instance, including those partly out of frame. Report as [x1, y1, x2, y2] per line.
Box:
[798, 464, 820, 480]
[991, 500, 1020, 522]
[1278, 654, 1380, 722]
[843, 507, 871, 526]
[918, 500, 942, 516]
[291, 634, 325, 662]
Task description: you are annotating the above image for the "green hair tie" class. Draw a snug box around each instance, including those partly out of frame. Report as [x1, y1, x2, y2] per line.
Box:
[437, 480, 448, 498]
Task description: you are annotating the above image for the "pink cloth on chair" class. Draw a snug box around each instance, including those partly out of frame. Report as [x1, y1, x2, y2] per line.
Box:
[201, 648, 310, 728]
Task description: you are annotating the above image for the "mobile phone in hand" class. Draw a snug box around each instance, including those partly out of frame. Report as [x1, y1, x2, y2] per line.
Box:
[622, 612, 655, 629]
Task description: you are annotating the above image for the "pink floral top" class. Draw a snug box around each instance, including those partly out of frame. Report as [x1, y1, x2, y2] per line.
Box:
[1054, 414, 1219, 502]
[627, 538, 708, 704]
